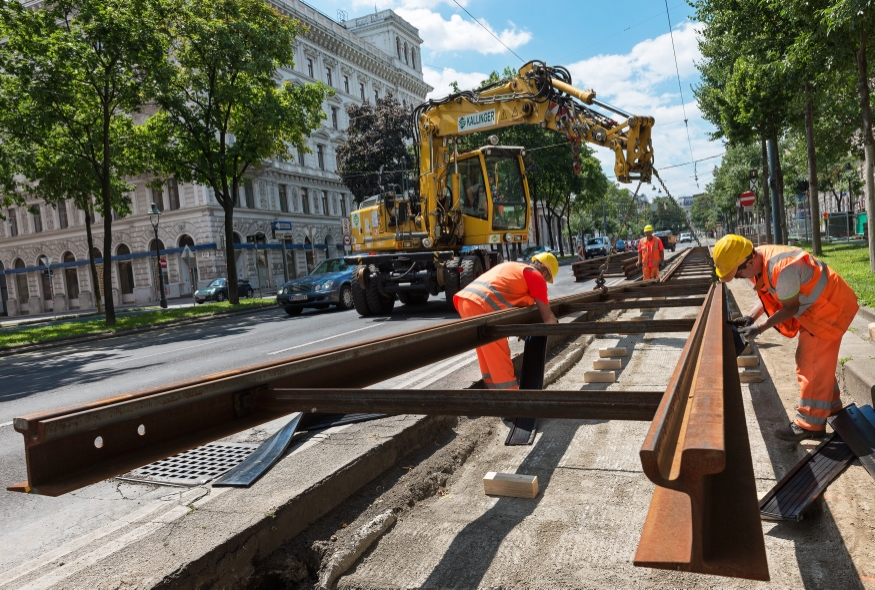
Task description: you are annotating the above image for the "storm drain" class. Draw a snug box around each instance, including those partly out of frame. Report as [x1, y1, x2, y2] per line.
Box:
[116, 443, 258, 487]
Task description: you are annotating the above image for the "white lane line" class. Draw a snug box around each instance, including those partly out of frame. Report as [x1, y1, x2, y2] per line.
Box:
[0, 421, 12, 428]
[410, 357, 474, 390]
[98, 333, 251, 367]
[388, 352, 471, 390]
[267, 325, 372, 355]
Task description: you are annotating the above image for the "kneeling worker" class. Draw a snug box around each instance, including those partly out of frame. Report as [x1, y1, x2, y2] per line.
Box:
[637, 225, 664, 281]
[713, 235, 859, 442]
[454, 252, 559, 389]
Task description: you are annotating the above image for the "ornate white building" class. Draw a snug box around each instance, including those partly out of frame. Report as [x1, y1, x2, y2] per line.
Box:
[0, 3, 431, 316]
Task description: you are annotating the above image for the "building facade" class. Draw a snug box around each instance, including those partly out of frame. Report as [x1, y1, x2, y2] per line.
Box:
[0, 3, 431, 316]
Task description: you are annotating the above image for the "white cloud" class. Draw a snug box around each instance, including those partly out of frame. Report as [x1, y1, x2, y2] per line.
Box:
[422, 65, 489, 99]
[349, 0, 531, 55]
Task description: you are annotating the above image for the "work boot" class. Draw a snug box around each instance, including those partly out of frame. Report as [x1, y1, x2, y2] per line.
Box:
[774, 422, 825, 443]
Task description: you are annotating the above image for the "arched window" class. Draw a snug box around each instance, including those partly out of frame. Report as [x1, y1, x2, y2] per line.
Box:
[232, 233, 242, 244]
[13, 258, 28, 305]
[404, 42, 409, 64]
[62, 251, 80, 301]
[92, 247, 102, 260]
[148, 239, 165, 251]
[178, 234, 195, 248]
[36, 254, 51, 303]
[116, 245, 133, 297]
[116, 244, 131, 256]
[396, 37, 401, 59]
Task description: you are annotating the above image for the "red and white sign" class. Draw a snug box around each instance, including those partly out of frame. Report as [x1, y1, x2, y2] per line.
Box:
[341, 218, 350, 234]
[343, 235, 351, 246]
[160, 258, 167, 270]
[739, 191, 756, 207]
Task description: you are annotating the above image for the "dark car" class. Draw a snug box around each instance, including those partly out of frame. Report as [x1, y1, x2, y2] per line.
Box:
[516, 245, 552, 262]
[584, 236, 610, 259]
[195, 278, 253, 303]
[614, 239, 626, 252]
[276, 258, 355, 316]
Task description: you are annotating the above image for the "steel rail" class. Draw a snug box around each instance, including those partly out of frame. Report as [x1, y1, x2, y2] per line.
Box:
[562, 298, 705, 312]
[483, 319, 696, 337]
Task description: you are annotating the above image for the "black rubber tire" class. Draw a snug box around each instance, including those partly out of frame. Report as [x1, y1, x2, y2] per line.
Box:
[351, 266, 371, 316]
[216, 291, 226, 302]
[399, 292, 429, 305]
[284, 307, 303, 316]
[337, 284, 355, 311]
[365, 265, 395, 315]
[460, 256, 483, 291]
[246, 288, 254, 298]
[444, 258, 461, 306]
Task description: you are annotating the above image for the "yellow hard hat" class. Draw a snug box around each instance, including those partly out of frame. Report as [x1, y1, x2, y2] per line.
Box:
[643, 224, 654, 232]
[713, 234, 754, 281]
[532, 251, 558, 283]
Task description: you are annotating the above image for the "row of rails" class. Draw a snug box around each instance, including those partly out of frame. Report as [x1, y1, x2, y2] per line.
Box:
[6, 246, 770, 581]
[571, 251, 639, 281]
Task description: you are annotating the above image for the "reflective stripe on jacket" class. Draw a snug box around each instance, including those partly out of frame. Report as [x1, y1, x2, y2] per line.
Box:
[751, 245, 858, 341]
[454, 262, 536, 312]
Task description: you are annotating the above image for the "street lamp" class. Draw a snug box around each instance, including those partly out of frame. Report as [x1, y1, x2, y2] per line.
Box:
[149, 202, 168, 309]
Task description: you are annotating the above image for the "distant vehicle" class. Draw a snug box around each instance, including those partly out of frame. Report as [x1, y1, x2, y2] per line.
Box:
[584, 236, 611, 259]
[654, 230, 677, 252]
[517, 245, 552, 262]
[679, 232, 692, 243]
[629, 238, 639, 251]
[614, 239, 626, 252]
[276, 258, 355, 316]
[195, 278, 253, 303]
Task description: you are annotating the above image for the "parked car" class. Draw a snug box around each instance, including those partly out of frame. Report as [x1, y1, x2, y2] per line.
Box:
[517, 245, 552, 262]
[195, 278, 253, 303]
[679, 232, 692, 243]
[614, 239, 626, 252]
[276, 258, 355, 316]
[584, 236, 611, 259]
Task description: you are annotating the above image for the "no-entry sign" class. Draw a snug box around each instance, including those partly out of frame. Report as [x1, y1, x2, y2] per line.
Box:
[160, 258, 167, 270]
[739, 191, 756, 207]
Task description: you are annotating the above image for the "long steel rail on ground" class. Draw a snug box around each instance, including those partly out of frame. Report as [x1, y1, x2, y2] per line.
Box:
[6, 247, 769, 580]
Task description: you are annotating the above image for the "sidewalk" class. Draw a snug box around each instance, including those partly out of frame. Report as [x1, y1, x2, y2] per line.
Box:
[0, 298, 198, 330]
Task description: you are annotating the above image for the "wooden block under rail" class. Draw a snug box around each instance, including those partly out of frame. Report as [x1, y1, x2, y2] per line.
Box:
[737, 355, 759, 368]
[593, 359, 622, 370]
[585, 370, 616, 383]
[483, 472, 538, 498]
[742, 344, 751, 355]
[599, 347, 627, 358]
[739, 369, 763, 383]
[868, 322, 875, 341]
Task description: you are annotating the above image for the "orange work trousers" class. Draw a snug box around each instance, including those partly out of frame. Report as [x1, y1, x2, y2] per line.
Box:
[455, 298, 519, 389]
[643, 265, 660, 281]
[794, 328, 843, 431]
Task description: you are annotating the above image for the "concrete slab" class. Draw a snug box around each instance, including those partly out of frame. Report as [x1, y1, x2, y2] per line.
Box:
[593, 359, 622, 370]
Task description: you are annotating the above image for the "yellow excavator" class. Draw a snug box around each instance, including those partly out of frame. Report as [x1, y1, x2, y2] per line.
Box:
[346, 60, 654, 316]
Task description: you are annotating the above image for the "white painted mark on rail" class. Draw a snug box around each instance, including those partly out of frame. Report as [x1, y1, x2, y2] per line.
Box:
[267, 325, 372, 355]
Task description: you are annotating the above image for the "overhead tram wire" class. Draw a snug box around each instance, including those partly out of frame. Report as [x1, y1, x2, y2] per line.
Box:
[451, 0, 524, 63]
[664, 0, 698, 187]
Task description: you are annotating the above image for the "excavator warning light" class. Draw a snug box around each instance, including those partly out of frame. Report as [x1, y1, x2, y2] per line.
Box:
[488, 135, 499, 146]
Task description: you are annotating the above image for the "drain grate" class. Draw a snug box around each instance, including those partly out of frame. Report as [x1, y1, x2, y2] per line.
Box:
[117, 442, 258, 487]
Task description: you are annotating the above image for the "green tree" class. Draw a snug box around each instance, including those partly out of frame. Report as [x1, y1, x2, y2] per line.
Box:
[148, 0, 328, 304]
[337, 95, 413, 203]
[0, 0, 167, 325]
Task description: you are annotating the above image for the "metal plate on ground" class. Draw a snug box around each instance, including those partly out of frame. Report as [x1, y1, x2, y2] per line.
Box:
[829, 404, 875, 483]
[117, 443, 258, 487]
[758, 434, 854, 521]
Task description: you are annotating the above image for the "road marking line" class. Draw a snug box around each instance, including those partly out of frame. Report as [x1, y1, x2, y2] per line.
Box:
[411, 358, 475, 390]
[267, 326, 372, 355]
[388, 353, 471, 390]
[0, 421, 12, 428]
[99, 333, 251, 367]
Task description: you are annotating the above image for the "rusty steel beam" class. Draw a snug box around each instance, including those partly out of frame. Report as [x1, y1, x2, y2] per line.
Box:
[258, 389, 663, 421]
[633, 282, 769, 580]
[484, 319, 696, 338]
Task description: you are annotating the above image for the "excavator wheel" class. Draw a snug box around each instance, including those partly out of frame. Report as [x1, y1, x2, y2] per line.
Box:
[351, 266, 371, 316]
[364, 264, 395, 315]
[460, 256, 483, 291]
[443, 258, 461, 307]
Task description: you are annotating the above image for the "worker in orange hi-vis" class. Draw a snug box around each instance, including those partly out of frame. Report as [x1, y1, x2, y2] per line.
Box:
[636, 224, 664, 281]
[453, 252, 559, 390]
[714, 234, 859, 443]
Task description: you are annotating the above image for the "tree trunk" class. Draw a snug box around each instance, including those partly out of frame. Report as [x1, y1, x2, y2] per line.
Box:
[84, 208, 102, 314]
[856, 29, 875, 271]
[101, 102, 116, 326]
[531, 179, 541, 245]
[544, 210, 555, 251]
[566, 216, 574, 257]
[770, 128, 788, 244]
[760, 137, 773, 243]
[222, 198, 240, 304]
[804, 83, 822, 255]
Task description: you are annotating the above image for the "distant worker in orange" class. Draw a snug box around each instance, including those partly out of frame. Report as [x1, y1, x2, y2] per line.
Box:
[637, 224, 664, 281]
[454, 252, 559, 389]
[714, 235, 859, 443]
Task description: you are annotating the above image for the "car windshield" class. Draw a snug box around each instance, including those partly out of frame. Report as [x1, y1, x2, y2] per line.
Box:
[586, 238, 604, 246]
[309, 259, 347, 275]
[208, 279, 226, 287]
[521, 246, 542, 257]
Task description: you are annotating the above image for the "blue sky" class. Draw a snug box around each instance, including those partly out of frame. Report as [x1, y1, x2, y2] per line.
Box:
[301, 0, 722, 197]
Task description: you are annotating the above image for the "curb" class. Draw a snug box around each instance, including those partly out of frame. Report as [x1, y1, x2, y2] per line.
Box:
[0, 303, 278, 358]
[856, 304, 875, 325]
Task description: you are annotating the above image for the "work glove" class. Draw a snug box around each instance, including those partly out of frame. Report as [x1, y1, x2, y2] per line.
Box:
[738, 324, 762, 340]
[728, 315, 754, 328]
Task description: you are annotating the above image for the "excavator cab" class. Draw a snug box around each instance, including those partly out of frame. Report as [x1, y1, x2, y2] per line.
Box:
[451, 146, 529, 246]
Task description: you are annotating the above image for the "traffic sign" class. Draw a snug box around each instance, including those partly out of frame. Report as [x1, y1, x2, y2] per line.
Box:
[739, 191, 756, 207]
[341, 218, 350, 234]
[272, 220, 292, 231]
[160, 258, 167, 270]
[343, 235, 351, 246]
[275, 231, 293, 240]
[181, 245, 193, 262]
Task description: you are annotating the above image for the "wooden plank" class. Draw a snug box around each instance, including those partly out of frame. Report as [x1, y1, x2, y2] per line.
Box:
[584, 370, 616, 383]
[593, 359, 622, 370]
[737, 355, 759, 368]
[599, 347, 627, 358]
[483, 472, 538, 498]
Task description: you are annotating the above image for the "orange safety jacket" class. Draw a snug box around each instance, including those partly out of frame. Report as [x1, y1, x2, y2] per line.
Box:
[638, 236, 663, 268]
[454, 262, 536, 312]
[751, 245, 858, 342]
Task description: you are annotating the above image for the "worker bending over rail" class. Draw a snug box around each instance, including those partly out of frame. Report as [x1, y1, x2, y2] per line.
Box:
[637, 224, 664, 281]
[454, 253, 559, 389]
[714, 235, 859, 443]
